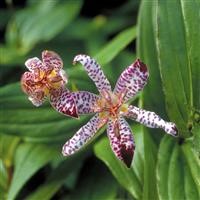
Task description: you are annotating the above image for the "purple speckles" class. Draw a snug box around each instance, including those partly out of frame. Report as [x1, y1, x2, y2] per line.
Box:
[59, 54, 178, 167]
[71, 91, 99, 114]
[50, 90, 78, 118]
[73, 55, 112, 94]
[62, 114, 104, 156]
[107, 117, 134, 168]
[125, 105, 178, 137]
[42, 50, 63, 70]
[114, 58, 149, 102]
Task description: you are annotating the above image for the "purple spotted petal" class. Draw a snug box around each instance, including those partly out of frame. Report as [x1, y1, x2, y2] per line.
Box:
[73, 54, 112, 94]
[107, 117, 135, 168]
[71, 91, 100, 115]
[25, 57, 44, 72]
[62, 114, 105, 156]
[42, 50, 63, 70]
[50, 89, 78, 118]
[114, 59, 149, 102]
[28, 90, 45, 107]
[125, 105, 178, 136]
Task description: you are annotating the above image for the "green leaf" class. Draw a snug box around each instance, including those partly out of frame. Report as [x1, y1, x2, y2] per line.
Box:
[168, 144, 185, 200]
[142, 129, 158, 200]
[182, 142, 200, 195]
[8, 0, 82, 51]
[7, 143, 59, 200]
[0, 83, 89, 142]
[137, 0, 166, 118]
[94, 131, 142, 199]
[157, 137, 199, 200]
[192, 124, 200, 155]
[26, 151, 88, 200]
[184, 161, 199, 200]
[156, 136, 176, 200]
[180, 0, 200, 110]
[155, 0, 200, 136]
[0, 159, 8, 193]
[95, 26, 136, 66]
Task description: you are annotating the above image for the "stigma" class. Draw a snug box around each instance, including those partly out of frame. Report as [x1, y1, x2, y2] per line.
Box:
[93, 90, 128, 120]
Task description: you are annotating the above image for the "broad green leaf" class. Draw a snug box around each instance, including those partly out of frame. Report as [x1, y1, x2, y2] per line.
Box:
[156, 135, 175, 200]
[137, 0, 166, 119]
[7, 143, 59, 200]
[192, 124, 200, 155]
[184, 161, 199, 200]
[157, 135, 199, 200]
[142, 129, 158, 200]
[155, 0, 194, 135]
[180, 0, 200, 110]
[94, 130, 143, 199]
[168, 144, 185, 200]
[182, 142, 200, 195]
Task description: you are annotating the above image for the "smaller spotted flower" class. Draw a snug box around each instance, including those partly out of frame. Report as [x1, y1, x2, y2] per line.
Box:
[21, 50, 78, 118]
[62, 55, 178, 168]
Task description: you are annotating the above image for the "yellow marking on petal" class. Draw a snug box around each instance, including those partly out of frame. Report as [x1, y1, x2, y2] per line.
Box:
[39, 70, 45, 79]
[99, 111, 107, 120]
[120, 104, 128, 113]
[43, 87, 49, 96]
[48, 69, 57, 78]
[50, 81, 63, 89]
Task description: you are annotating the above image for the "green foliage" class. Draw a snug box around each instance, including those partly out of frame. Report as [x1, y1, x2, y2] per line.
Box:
[0, 0, 199, 199]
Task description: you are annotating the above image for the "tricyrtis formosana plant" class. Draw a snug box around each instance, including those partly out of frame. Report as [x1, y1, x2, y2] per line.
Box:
[0, 0, 199, 200]
[21, 51, 178, 168]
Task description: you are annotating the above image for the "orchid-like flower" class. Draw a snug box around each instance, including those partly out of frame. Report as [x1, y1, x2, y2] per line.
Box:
[21, 50, 78, 118]
[62, 55, 178, 167]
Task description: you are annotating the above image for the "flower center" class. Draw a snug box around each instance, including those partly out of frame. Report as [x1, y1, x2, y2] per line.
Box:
[34, 69, 64, 95]
[94, 90, 128, 120]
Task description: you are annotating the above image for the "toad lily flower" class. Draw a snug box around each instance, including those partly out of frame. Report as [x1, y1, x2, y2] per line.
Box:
[21, 50, 78, 118]
[62, 55, 178, 168]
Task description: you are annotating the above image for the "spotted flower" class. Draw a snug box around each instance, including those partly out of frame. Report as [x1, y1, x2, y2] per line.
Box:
[62, 55, 178, 167]
[21, 50, 78, 118]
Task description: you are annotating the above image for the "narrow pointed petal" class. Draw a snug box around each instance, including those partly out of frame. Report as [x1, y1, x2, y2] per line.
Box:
[73, 54, 112, 94]
[21, 71, 35, 95]
[21, 72, 46, 106]
[25, 57, 44, 72]
[125, 105, 178, 136]
[114, 59, 149, 102]
[107, 117, 135, 168]
[42, 50, 63, 70]
[28, 90, 45, 107]
[71, 91, 100, 115]
[50, 89, 78, 118]
[62, 114, 105, 156]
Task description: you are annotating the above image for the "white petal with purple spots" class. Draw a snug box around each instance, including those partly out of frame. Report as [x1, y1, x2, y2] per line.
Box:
[25, 57, 44, 72]
[71, 91, 99, 115]
[62, 114, 104, 156]
[50, 89, 78, 118]
[73, 54, 112, 94]
[125, 105, 178, 136]
[107, 117, 135, 168]
[114, 59, 149, 102]
[42, 50, 63, 70]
